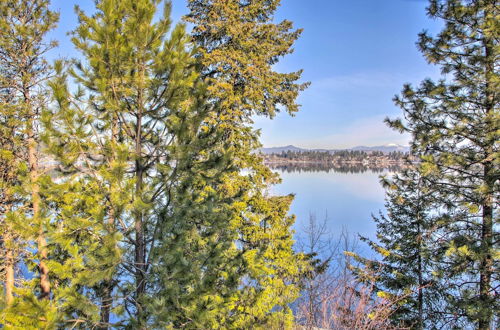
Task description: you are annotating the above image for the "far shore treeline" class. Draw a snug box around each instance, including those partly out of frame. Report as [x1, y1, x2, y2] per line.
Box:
[0, 0, 498, 329]
[263, 149, 411, 168]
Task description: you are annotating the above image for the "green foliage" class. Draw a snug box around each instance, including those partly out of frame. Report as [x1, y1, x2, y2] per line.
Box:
[51, 0, 207, 326]
[0, 0, 60, 326]
[185, 0, 309, 119]
[1, 0, 310, 327]
[353, 168, 446, 329]
[386, 0, 499, 327]
[146, 0, 313, 327]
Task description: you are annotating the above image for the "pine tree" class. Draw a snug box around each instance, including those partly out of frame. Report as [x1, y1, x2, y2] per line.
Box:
[353, 168, 445, 329]
[0, 52, 22, 310]
[0, 0, 59, 325]
[389, 0, 499, 327]
[62, 0, 207, 326]
[1, 2, 121, 327]
[42, 61, 126, 327]
[174, 0, 311, 327]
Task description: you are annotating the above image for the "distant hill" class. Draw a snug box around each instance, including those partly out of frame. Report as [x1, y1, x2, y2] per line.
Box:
[260, 144, 409, 154]
[259, 145, 307, 154]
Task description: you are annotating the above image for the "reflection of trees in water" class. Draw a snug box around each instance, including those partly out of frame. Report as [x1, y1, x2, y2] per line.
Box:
[266, 163, 403, 174]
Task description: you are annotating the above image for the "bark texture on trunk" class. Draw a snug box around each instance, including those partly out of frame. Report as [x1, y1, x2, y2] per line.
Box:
[99, 283, 112, 329]
[479, 159, 494, 330]
[417, 234, 423, 330]
[22, 75, 50, 299]
[478, 35, 495, 330]
[5, 232, 15, 305]
[28, 130, 50, 300]
[134, 104, 146, 326]
[99, 116, 120, 328]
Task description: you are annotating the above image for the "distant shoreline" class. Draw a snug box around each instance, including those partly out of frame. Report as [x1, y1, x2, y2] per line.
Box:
[263, 159, 409, 167]
[261, 149, 414, 168]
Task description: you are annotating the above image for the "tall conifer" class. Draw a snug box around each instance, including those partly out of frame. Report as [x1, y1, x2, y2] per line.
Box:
[63, 0, 206, 326]
[0, 0, 58, 325]
[179, 0, 311, 327]
[389, 0, 499, 327]
[44, 61, 125, 327]
[352, 168, 445, 329]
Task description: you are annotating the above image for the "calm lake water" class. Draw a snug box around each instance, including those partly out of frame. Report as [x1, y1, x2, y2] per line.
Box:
[270, 165, 398, 245]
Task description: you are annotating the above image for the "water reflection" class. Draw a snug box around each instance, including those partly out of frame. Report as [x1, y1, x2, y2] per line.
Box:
[270, 164, 401, 243]
[266, 162, 403, 174]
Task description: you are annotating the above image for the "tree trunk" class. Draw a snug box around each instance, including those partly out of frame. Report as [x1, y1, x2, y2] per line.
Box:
[100, 215, 113, 329]
[478, 36, 494, 330]
[479, 159, 493, 330]
[23, 84, 50, 300]
[100, 283, 112, 329]
[134, 110, 146, 325]
[28, 124, 50, 300]
[417, 237, 423, 329]
[416, 177, 424, 329]
[99, 115, 119, 328]
[5, 232, 15, 305]
[3, 198, 15, 306]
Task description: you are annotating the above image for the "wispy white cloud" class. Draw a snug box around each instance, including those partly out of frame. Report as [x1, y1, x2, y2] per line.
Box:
[256, 70, 436, 149]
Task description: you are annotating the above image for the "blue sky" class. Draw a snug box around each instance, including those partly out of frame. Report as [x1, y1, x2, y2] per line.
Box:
[48, 0, 442, 149]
